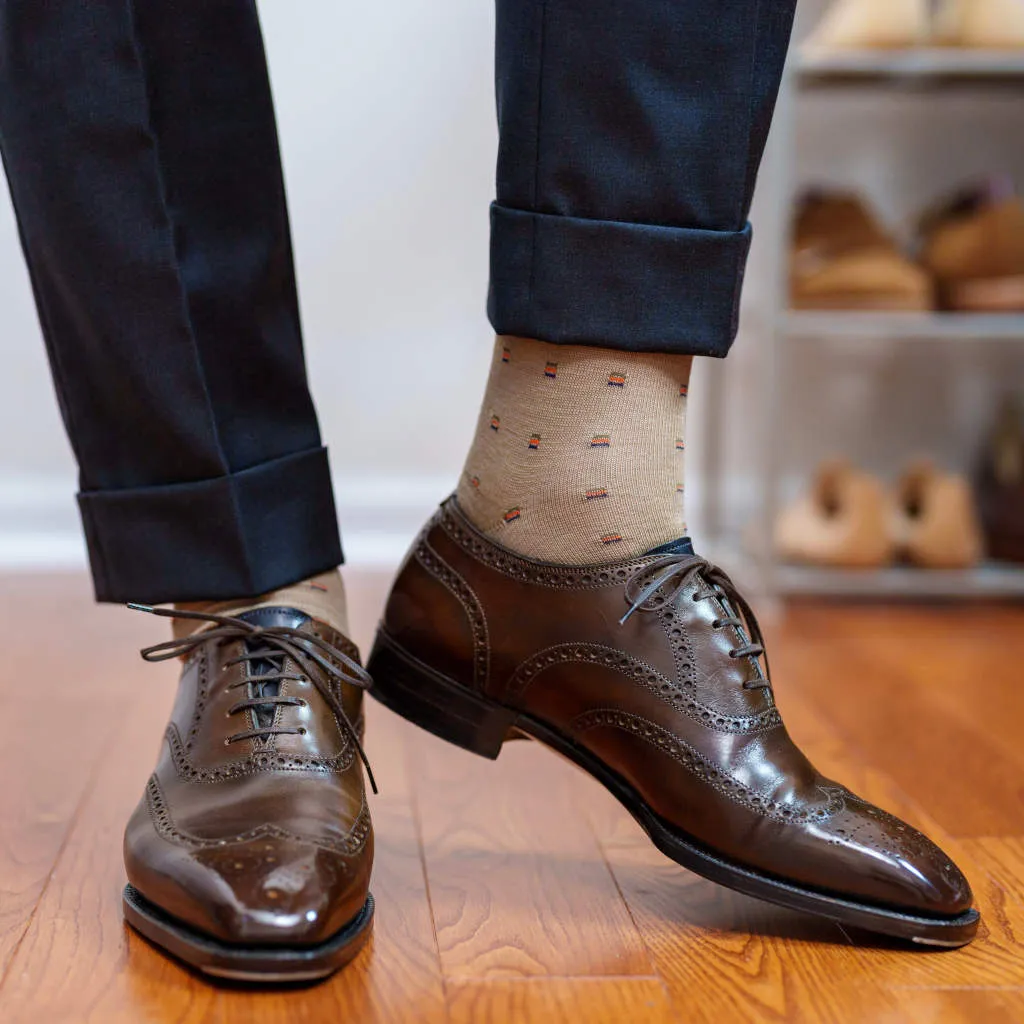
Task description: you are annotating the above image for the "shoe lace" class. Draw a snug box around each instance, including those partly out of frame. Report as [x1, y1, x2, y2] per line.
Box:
[128, 604, 378, 793]
[619, 554, 771, 691]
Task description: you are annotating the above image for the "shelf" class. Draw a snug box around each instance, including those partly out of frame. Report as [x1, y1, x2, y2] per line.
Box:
[796, 48, 1024, 85]
[773, 560, 1024, 599]
[782, 310, 1024, 341]
[702, 539, 1024, 600]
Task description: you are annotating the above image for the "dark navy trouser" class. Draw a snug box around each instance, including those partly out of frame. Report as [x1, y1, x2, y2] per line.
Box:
[0, 1, 795, 604]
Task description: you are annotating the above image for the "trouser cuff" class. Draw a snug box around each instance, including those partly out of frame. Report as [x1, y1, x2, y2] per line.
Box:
[487, 203, 752, 356]
[78, 446, 343, 603]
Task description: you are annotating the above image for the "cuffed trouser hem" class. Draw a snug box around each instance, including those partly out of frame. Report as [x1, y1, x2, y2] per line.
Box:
[77, 446, 343, 604]
[487, 203, 752, 357]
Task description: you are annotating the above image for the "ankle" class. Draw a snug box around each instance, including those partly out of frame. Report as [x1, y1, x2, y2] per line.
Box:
[456, 335, 693, 564]
[172, 569, 349, 640]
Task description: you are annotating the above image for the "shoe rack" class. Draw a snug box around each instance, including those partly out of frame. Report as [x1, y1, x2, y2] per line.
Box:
[700, 46, 1024, 599]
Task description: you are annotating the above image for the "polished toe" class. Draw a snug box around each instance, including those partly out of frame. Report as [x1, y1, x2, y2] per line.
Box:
[805, 791, 974, 917]
[125, 825, 372, 947]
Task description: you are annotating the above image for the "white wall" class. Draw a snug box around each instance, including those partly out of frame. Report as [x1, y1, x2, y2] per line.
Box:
[0, 0, 1021, 565]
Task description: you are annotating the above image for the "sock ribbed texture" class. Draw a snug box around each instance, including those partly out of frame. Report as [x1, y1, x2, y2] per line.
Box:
[172, 569, 350, 641]
[456, 335, 693, 564]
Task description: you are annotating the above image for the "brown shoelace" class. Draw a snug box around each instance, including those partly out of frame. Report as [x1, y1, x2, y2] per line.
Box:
[129, 604, 378, 793]
[619, 554, 771, 691]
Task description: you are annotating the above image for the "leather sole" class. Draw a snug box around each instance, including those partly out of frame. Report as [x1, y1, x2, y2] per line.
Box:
[123, 885, 374, 982]
[368, 630, 980, 949]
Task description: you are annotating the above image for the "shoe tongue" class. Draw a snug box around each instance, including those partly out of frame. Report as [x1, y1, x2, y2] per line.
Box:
[235, 606, 311, 631]
[234, 607, 312, 732]
[644, 536, 694, 557]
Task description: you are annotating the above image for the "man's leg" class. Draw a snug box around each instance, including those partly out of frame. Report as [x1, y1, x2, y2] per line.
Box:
[0, 1, 373, 978]
[0, 0, 338, 604]
[457, 0, 794, 561]
[371, 1, 980, 947]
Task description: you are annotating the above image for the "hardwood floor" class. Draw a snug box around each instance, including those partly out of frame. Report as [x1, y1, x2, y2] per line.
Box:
[1, 572, 1023, 1022]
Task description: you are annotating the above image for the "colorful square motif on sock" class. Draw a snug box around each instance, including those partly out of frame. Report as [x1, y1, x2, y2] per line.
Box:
[456, 337, 694, 564]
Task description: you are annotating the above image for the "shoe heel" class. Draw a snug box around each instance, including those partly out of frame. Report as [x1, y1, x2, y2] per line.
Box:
[367, 631, 517, 760]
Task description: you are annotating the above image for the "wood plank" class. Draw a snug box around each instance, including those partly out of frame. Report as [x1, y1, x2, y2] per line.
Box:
[446, 978, 676, 1024]
[0, 578, 157, 976]
[0, 693, 122, 976]
[881, 989, 1024, 1023]
[0, 672, 181, 1024]
[771, 610, 1024, 838]
[410, 729, 654, 981]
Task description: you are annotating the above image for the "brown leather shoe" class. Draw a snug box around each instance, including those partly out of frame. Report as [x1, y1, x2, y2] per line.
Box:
[791, 191, 932, 311]
[369, 498, 979, 947]
[920, 179, 1024, 311]
[122, 606, 375, 981]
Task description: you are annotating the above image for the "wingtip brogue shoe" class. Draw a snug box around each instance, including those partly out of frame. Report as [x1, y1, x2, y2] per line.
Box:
[367, 498, 979, 948]
[122, 606, 375, 982]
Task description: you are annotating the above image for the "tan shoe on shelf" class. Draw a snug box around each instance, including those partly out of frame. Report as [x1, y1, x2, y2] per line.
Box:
[803, 0, 930, 53]
[775, 461, 892, 568]
[933, 0, 1024, 48]
[889, 460, 984, 569]
[791, 191, 933, 311]
[920, 178, 1024, 311]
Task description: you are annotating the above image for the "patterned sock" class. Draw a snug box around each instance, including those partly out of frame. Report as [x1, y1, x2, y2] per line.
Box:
[456, 336, 693, 564]
[172, 569, 350, 641]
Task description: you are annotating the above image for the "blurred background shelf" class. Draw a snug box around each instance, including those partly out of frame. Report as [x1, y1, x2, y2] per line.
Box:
[704, 537, 1024, 600]
[772, 560, 1024, 598]
[797, 49, 1024, 84]
[783, 310, 1024, 340]
[698, 26, 1024, 603]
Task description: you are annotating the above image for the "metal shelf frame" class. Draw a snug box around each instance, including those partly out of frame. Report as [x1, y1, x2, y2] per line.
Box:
[699, 49, 1024, 601]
